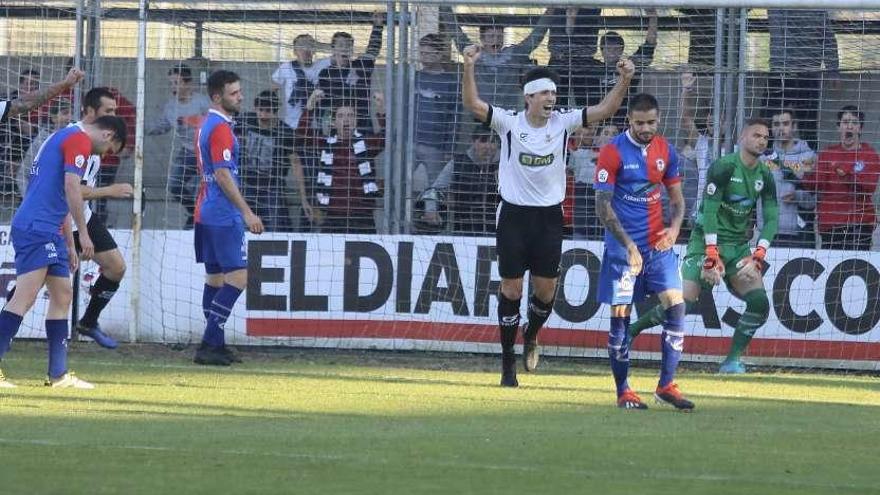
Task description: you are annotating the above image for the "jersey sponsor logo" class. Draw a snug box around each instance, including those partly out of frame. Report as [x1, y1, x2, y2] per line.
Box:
[74, 155, 86, 168]
[597, 169, 609, 183]
[754, 179, 764, 192]
[222, 149, 232, 161]
[706, 183, 717, 196]
[656, 158, 666, 172]
[623, 162, 640, 170]
[518, 152, 555, 167]
[730, 176, 743, 183]
[854, 161, 865, 173]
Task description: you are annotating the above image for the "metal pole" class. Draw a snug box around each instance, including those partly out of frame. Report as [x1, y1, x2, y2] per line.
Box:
[403, 4, 417, 234]
[129, 0, 148, 343]
[392, 3, 409, 235]
[722, 7, 738, 153]
[736, 8, 748, 138]
[70, 0, 86, 335]
[382, 2, 396, 234]
[711, 8, 723, 160]
[426, 0, 875, 8]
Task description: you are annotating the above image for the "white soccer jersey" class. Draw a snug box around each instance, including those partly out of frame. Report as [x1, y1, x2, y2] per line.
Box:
[72, 153, 101, 231]
[489, 105, 585, 206]
[0, 100, 10, 123]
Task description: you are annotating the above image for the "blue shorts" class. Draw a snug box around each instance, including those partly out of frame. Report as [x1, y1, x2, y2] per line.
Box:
[194, 222, 247, 274]
[597, 248, 682, 306]
[11, 227, 70, 278]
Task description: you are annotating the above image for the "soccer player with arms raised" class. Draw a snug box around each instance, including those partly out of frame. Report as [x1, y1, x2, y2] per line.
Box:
[629, 118, 778, 374]
[594, 93, 693, 411]
[461, 44, 635, 387]
[0, 115, 126, 388]
[193, 70, 264, 366]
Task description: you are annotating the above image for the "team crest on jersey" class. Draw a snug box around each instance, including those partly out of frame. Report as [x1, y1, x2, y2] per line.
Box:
[655, 158, 665, 172]
[597, 169, 609, 183]
[754, 179, 764, 192]
[519, 133, 529, 141]
[74, 155, 85, 168]
[223, 149, 232, 161]
[854, 161, 865, 173]
[706, 183, 717, 195]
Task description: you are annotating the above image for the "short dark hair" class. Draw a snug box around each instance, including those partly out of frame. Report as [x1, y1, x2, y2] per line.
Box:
[331, 32, 354, 46]
[628, 93, 659, 114]
[744, 117, 770, 130]
[837, 105, 865, 127]
[771, 107, 798, 122]
[521, 67, 559, 89]
[293, 34, 314, 47]
[600, 31, 625, 49]
[471, 127, 497, 142]
[254, 90, 279, 113]
[419, 33, 446, 50]
[19, 68, 40, 81]
[207, 70, 240, 100]
[83, 87, 115, 113]
[168, 63, 193, 83]
[49, 98, 71, 116]
[479, 24, 504, 35]
[93, 115, 128, 151]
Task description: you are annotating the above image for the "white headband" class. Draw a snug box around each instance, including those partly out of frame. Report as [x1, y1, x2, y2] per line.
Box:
[523, 78, 557, 96]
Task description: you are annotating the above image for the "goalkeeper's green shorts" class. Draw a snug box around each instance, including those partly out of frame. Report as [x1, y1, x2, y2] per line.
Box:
[681, 237, 752, 290]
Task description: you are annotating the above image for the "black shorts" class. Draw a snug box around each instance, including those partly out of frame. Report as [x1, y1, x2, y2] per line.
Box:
[73, 216, 118, 254]
[495, 200, 563, 279]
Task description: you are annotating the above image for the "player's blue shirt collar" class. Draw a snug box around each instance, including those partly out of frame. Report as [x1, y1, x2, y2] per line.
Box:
[208, 108, 235, 126]
[624, 130, 652, 156]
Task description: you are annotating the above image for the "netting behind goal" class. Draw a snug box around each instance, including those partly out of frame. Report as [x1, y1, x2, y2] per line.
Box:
[1, 1, 879, 371]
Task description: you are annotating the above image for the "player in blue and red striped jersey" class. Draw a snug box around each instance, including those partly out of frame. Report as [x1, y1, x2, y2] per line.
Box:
[193, 70, 264, 366]
[594, 93, 693, 411]
[0, 115, 126, 389]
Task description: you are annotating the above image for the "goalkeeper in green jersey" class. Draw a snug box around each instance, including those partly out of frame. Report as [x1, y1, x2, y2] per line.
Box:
[628, 118, 779, 374]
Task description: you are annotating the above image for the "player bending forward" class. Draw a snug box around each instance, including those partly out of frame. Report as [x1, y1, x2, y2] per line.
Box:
[595, 93, 693, 411]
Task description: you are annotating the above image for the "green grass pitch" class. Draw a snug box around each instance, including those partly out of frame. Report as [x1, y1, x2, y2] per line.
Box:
[0, 341, 878, 495]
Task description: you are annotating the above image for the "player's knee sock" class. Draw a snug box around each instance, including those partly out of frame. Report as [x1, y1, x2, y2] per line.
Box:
[497, 293, 521, 361]
[608, 316, 631, 396]
[628, 303, 664, 340]
[202, 284, 220, 320]
[46, 319, 68, 378]
[79, 275, 121, 328]
[524, 294, 553, 342]
[659, 303, 686, 388]
[202, 284, 243, 347]
[727, 289, 769, 362]
[0, 310, 24, 359]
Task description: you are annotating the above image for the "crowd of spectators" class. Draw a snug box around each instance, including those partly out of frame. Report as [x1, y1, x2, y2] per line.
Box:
[2, 7, 878, 251]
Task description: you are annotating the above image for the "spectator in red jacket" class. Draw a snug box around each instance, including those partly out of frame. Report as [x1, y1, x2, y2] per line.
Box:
[803, 106, 880, 250]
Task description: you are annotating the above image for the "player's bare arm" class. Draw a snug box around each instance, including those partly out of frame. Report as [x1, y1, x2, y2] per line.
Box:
[62, 214, 79, 273]
[655, 183, 685, 251]
[80, 183, 134, 200]
[9, 68, 84, 118]
[289, 152, 313, 220]
[586, 59, 635, 124]
[596, 189, 642, 275]
[213, 167, 264, 234]
[65, 172, 93, 259]
[461, 45, 489, 123]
